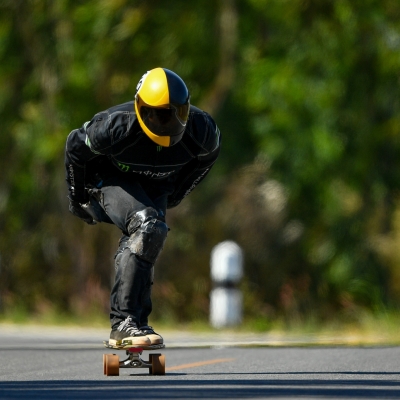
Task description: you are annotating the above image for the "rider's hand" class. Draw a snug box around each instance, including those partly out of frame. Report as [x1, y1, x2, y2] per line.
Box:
[68, 199, 97, 225]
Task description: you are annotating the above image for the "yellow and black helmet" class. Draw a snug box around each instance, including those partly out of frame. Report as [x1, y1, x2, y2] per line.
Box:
[135, 68, 190, 147]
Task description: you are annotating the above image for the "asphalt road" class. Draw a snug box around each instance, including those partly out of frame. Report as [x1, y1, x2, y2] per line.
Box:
[0, 325, 400, 399]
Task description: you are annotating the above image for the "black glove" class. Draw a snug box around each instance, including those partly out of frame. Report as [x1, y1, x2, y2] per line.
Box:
[68, 199, 97, 225]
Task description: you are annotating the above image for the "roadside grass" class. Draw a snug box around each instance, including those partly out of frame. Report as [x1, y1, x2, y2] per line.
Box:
[0, 306, 400, 346]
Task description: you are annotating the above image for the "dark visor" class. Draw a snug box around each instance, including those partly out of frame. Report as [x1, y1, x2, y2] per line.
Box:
[138, 97, 190, 137]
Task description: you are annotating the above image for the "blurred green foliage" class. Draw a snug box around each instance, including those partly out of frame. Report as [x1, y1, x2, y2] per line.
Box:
[0, 0, 400, 327]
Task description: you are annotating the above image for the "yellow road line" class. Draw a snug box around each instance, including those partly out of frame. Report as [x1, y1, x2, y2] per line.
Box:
[166, 358, 235, 371]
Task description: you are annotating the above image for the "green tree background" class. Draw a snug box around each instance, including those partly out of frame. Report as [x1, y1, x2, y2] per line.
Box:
[0, 0, 400, 328]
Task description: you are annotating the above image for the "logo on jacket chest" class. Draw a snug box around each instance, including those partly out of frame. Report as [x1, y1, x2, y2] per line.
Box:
[117, 162, 130, 172]
[116, 161, 175, 178]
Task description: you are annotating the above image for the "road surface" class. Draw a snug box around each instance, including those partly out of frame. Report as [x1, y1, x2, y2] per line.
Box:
[0, 325, 399, 399]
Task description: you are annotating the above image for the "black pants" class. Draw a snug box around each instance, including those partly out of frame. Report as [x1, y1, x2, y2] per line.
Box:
[88, 173, 173, 329]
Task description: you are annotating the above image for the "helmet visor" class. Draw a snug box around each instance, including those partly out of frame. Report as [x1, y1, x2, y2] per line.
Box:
[138, 98, 190, 137]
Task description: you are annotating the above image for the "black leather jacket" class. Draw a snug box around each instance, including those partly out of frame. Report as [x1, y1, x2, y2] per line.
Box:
[65, 101, 221, 208]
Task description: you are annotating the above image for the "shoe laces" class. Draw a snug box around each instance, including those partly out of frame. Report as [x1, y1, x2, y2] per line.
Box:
[117, 316, 142, 335]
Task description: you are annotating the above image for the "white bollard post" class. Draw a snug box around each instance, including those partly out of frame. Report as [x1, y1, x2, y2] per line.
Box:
[210, 241, 243, 328]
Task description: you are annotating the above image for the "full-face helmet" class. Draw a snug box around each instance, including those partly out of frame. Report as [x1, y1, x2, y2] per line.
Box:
[135, 68, 190, 147]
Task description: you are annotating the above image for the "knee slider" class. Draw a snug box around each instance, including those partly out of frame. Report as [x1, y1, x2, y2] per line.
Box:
[127, 207, 168, 263]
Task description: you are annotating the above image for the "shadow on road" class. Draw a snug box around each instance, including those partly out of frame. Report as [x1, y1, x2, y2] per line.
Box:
[1, 378, 400, 399]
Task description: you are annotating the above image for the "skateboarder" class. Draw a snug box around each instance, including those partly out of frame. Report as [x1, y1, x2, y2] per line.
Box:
[65, 67, 221, 347]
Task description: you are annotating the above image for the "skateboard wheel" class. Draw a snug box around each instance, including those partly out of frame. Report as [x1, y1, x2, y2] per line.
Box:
[105, 354, 120, 376]
[150, 353, 165, 375]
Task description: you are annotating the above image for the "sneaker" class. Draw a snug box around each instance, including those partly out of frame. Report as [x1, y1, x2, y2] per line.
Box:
[140, 325, 163, 345]
[109, 316, 151, 347]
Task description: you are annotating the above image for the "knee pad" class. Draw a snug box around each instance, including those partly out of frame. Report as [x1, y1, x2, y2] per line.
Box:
[127, 207, 169, 264]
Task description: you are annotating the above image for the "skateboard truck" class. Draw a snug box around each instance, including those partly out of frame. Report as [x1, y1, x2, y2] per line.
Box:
[120, 348, 151, 369]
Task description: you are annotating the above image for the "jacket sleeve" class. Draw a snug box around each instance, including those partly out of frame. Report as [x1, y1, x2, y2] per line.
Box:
[167, 113, 221, 209]
[64, 112, 110, 203]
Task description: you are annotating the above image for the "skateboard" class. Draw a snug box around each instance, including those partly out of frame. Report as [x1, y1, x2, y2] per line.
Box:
[103, 341, 166, 376]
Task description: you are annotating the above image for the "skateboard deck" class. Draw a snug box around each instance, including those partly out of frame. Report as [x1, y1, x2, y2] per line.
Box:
[103, 341, 166, 376]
